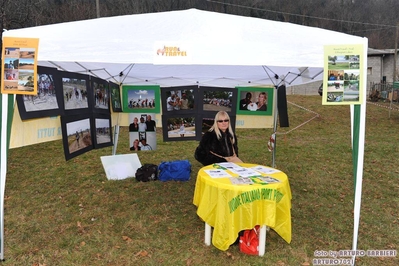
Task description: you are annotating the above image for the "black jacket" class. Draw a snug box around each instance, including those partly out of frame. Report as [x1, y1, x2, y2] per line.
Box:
[194, 130, 238, 166]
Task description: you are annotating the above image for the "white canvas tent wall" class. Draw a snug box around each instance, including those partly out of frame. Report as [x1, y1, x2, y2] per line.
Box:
[2, 8, 367, 262]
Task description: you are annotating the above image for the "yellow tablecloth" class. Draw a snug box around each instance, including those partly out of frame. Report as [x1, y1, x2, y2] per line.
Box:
[193, 163, 292, 251]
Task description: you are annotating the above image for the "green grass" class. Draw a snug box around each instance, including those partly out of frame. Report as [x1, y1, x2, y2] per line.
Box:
[4, 95, 399, 265]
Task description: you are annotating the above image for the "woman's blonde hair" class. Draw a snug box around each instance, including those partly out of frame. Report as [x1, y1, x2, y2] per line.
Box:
[258, 92, 267, 101]
[209, 111, 235, 144]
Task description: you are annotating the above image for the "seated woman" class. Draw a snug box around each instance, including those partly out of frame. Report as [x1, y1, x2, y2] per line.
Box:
[195, 111, 242, 165]
[195, 111, 244, 245]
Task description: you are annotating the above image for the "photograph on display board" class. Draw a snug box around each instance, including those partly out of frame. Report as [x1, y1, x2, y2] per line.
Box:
[160, 85, 197, 114]
[324, 53, 361, 103]
[122, 85, 160, 113]
[61, 71, 90, 115]
[92, 114, 113, 149]
[3, 56, 20, 92]
[4, 56, 36, 93]
[16, 66, 64, 120]
[162, 114, 196, 142]
[199, 86, 237, 114]
[91, 76, 110, 114]
[17, 69, 34, 91]
[326, 68, 360, 103]
[129, 131, 157, 151]
[128, 113, 156, 132]
[61, 114, 93, 161]
[17, 49, 35, 93]
[236, 87, 274, 116]
[109, 81, 122, 112]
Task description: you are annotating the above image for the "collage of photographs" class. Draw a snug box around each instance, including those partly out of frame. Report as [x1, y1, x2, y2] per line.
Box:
[3, 46, 36, 94]
[128, 113, 157, 151]
[15, 66, 120, 160]
[326, 55, 360, 102]
[157, 85, 273, 142]
[12, 64, 275, 159]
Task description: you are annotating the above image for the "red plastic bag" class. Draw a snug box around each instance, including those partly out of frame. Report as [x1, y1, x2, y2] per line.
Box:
[239, 225, 260, 255]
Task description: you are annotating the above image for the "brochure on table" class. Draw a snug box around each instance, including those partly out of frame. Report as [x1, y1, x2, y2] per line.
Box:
[203, 169, 232, 178]
[205, 163, 283, 185]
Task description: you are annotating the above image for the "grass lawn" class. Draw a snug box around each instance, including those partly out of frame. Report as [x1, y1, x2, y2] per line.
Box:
[4, 95, 399, 265]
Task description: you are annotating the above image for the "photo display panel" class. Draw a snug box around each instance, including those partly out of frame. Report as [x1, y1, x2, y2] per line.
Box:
[61, 114, 94, 161]
[16, 65, 63, 120]
[92, 113, 113, 149]
[60, 71, 91, 116]
[91, 76, 110, 114]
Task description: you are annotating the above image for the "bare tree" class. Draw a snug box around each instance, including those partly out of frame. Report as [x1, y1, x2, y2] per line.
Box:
[1, 0, 38, 53]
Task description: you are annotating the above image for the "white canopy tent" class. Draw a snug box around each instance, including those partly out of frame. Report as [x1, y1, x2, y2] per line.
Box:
[2, 9, 367, 263]
[2, 8, 366, 87]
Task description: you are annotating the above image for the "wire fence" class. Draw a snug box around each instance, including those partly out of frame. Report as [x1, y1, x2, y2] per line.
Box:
[368, 81, 399, 111]
[280, 81, 399, 136]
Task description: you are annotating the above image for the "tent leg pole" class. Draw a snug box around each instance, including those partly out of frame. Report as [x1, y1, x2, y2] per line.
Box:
[272, 86, 279, 168]
[112, 125, 119, 155]
[112, 112, 121, 155]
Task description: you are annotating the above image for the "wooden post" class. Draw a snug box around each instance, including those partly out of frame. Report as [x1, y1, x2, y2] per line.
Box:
[390, 23, 398, 118]
[96, 0, 100, 18]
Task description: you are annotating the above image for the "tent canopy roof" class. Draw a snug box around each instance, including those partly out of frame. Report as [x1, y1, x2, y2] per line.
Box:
[3, 8, 366, 87]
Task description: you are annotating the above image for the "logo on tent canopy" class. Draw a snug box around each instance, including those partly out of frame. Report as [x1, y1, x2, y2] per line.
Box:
[153, 42, 192, 65]
[156, 46, 187, 57]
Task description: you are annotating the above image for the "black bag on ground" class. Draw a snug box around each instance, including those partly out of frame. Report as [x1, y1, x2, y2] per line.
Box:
[135, 164, 158, 182]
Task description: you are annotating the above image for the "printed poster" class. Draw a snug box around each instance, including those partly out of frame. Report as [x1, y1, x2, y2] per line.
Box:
[322, 44, 363, 105]
[1, 37, 39, 95]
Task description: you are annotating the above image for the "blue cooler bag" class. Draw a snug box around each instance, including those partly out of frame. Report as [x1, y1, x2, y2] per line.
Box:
[158, 160, 191, 181]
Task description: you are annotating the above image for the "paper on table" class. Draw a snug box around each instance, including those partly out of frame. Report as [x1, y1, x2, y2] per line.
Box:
[250, 165, 281, 175]
[228, 167, 261, 177]
[215, 162, 243, 170]
[204, 169, 232, 178]
[255, 176, 281, 183]
[229, 176, 254, 185]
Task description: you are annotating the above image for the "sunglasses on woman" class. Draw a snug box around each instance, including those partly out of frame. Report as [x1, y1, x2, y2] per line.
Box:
[217, 119, 229, 123]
